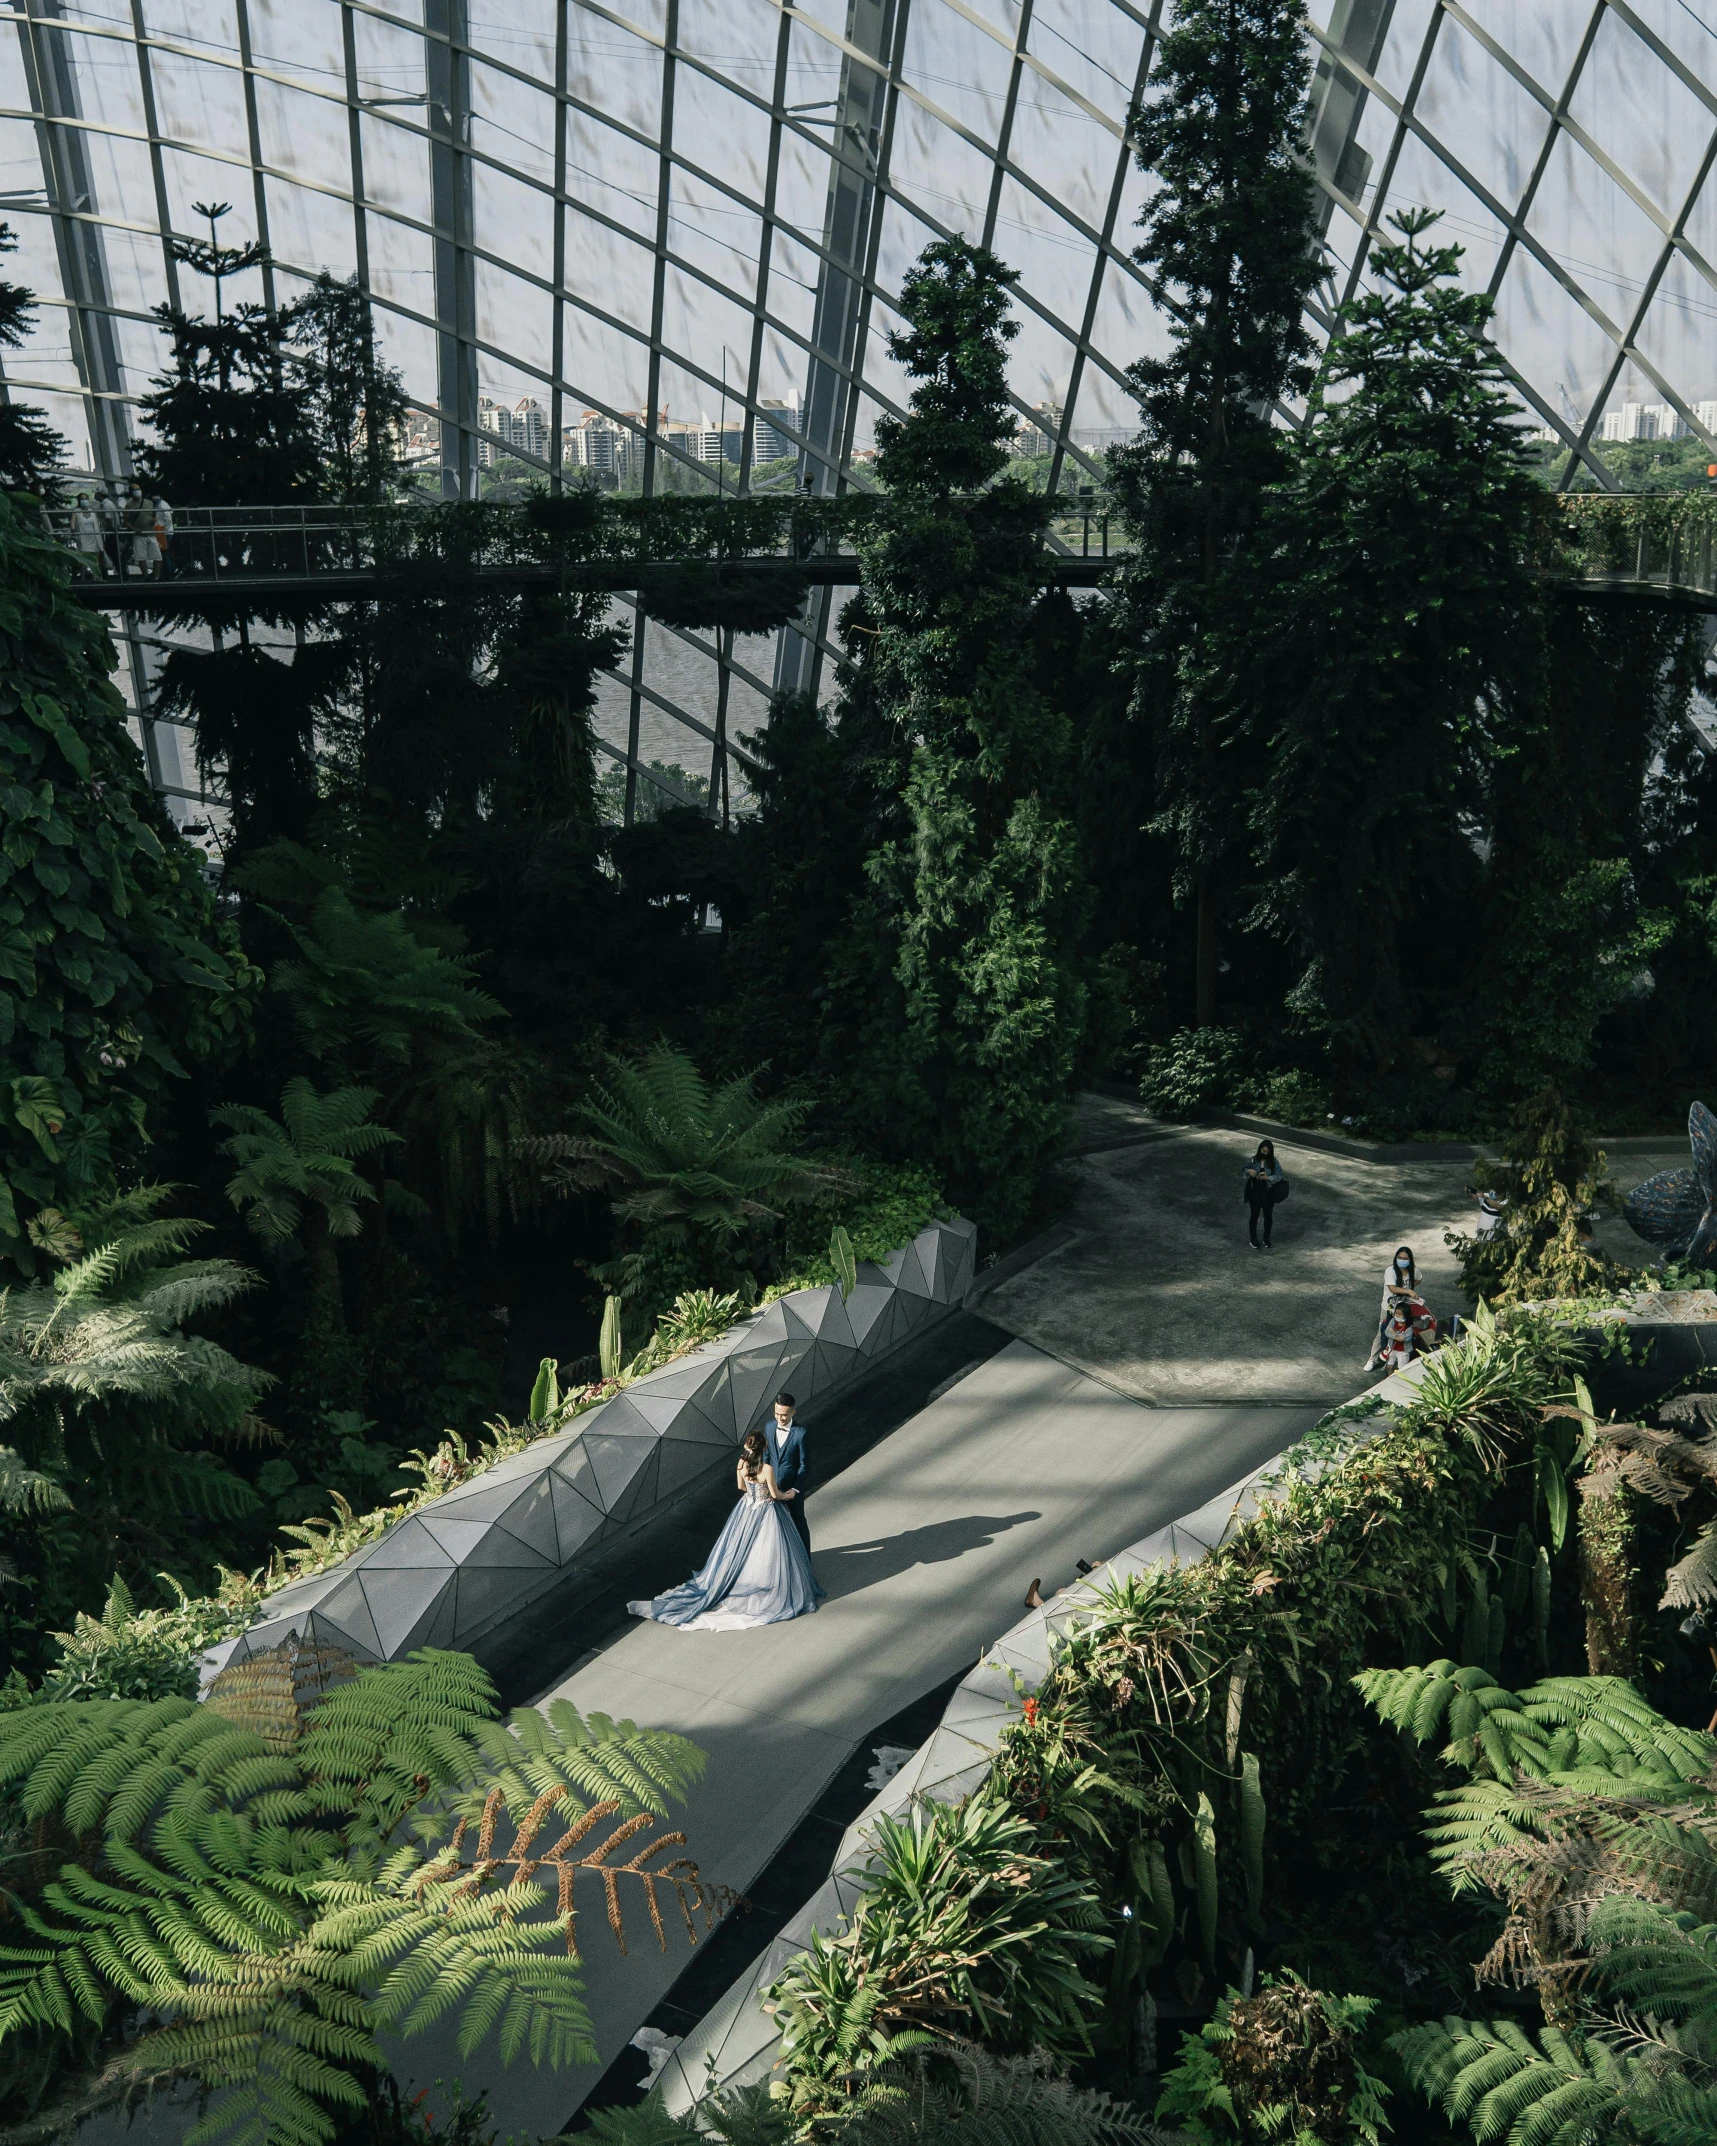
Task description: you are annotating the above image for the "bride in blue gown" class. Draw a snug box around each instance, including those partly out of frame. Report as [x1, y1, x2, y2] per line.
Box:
[628, 1430, 823, 1631]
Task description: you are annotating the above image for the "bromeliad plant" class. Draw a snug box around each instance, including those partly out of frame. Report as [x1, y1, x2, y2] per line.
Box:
[0, 1642, 710, 2146]
[764, 1792, 1110, 2113]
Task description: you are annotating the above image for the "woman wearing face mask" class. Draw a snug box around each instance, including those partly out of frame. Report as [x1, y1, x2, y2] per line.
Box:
[1366, 1244, 1436, 1370]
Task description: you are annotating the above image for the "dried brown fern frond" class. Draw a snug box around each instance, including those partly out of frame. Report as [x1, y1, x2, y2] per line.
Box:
[1564, 1416, 1717, 1509]
[204, 1635, 361, 1751]
[413, 1783, 713, 1959]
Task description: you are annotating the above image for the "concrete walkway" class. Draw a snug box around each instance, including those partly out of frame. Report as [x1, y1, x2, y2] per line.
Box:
[979, 1112, 1473, 1408]
[473, 1339, 1304, 2138]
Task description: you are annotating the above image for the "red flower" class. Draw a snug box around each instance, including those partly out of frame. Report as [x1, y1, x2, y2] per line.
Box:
[1022, 1696, 1040, 1725]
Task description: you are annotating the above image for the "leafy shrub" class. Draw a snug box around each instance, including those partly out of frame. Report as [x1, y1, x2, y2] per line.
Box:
[779, 1155, 951, 1290]
[765, 1792, 1109, 2108]
[1249, 1068, 1333, 1127]
[1156, 1974, 1391, 2144]
[1448, 1086, 1625, 1304]
[1140, 1027, 1247, 1116]
[40, 1569, 263, 1701]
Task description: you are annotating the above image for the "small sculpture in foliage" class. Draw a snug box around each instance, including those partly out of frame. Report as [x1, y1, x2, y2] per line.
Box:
[1154, 1973, 1391, 2144]
[1623, 1099, 1717, 1266]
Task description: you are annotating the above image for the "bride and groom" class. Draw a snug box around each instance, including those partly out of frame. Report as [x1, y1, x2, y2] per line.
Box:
[628, 1391, 822, 1632]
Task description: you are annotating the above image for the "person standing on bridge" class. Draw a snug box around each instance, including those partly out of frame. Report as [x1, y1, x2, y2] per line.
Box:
[99, 484, 125, 577]
[151, 492, 174, 578]
[126, 484, 158, 578]
[69, 492, 103, 574]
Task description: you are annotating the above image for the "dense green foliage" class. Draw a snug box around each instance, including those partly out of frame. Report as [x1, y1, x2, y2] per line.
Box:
[0, 499, 255, 1261]
[0, 1645, 707, 2144]
[823, 240, 1090, 1237]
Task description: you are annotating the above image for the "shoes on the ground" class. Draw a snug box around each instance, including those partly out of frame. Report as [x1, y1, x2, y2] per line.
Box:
[1262, 1242, 1273, 1252]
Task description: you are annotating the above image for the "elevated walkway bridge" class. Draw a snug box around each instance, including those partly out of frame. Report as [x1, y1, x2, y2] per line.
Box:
[46, 493, 1717, 613]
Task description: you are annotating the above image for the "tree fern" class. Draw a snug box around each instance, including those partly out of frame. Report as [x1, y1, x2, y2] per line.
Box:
[1391, 2015, 1630, 2143]
[1356, 1661, 1715, 1783]
[0, 1644, 713, 2144]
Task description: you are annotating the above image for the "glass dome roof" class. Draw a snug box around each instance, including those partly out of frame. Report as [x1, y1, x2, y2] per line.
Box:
[1, 0, 1710, 816]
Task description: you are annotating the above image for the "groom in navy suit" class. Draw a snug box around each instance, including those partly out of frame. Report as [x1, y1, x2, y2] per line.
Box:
[767, 1389, 811, 1555]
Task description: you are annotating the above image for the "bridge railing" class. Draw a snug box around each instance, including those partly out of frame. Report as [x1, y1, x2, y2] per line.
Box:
[38, 491, 1717, 602]
[1549, 492, 1717, 603]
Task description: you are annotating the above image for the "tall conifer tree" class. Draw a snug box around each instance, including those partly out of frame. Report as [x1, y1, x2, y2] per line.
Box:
[1226, 210, 1545, 1067]
[0, 223, 64, 495]
[1108, 0, 1322, 1026]
[829, 239, 1088, 1236]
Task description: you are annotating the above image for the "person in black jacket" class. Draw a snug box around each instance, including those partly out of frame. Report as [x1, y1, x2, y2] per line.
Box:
[1242, 1140, 1286, 1251]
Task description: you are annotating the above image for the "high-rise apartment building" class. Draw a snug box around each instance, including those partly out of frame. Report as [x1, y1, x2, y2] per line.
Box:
[1600, 401, 1684, 443]
[1013, 402, 1065, 458]
[752, 400, 800, 465]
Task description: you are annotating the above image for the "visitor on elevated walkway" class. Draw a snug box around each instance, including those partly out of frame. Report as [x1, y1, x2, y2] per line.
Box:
[69, 492, 103, 574]
[126, 484, 158, 577]
[152, 493, 174, 578]
[1242, 1138, 1288, 1251]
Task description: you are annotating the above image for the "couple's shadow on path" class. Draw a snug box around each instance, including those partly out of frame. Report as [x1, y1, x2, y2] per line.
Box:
[815, 1511, 1041, 1602]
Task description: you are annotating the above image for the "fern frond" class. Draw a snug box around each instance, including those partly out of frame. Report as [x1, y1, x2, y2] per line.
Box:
[1663, 1518, 1717, 1612]
[308, 1877, 597, 2067]
[1391, 2015, 1629, 2143]
[297, 1649, 498, 1830]
[461, 1702, 705, 1820]
[1587, 1899, 1717, 2024]
[0, 1443, 70, 1514]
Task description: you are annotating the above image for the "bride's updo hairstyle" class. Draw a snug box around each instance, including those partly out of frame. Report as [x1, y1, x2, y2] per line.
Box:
[741, 1429, 767, 1476]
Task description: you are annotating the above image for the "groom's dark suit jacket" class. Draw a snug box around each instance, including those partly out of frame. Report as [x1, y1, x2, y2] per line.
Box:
[769, 1418, 811, 1547]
